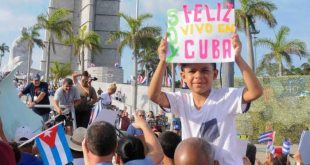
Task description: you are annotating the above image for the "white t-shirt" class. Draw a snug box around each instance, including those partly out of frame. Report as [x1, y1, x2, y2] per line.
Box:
[99, 92, 112, 105]
[165, 87, 248, 165]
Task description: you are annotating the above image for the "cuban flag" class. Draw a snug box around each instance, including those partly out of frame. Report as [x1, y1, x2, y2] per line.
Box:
[282, 138, 291, 155]
[258, 130, 274, 143]
[35, 123, 73, 165]
[267, 143, 275, 154]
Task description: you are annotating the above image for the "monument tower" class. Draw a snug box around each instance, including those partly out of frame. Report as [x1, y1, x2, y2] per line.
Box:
[41, 0, 123, 83]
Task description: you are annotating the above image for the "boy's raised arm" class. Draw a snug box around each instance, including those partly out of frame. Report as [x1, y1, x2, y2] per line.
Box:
[148, 34, 171, 108]
[232, 34, 263, 103]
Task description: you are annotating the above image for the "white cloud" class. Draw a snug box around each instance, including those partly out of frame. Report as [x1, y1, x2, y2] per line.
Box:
[0, 8, 37, 33]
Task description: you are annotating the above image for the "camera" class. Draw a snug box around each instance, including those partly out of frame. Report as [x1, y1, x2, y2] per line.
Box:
[90, 77, 98, 81]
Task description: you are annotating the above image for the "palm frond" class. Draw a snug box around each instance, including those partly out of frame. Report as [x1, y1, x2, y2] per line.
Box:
[254, 38, 274, 49]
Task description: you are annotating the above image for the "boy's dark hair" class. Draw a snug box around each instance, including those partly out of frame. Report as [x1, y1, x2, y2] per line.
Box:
[62, 78, 73, 86]
[19, 137, 35, 148]
[181, 63, 217, 71]
[116, 136, 145, 163]
[86, 121, 117, 156]
[158, 131, 181, 159]
[246, 143, 256, 165]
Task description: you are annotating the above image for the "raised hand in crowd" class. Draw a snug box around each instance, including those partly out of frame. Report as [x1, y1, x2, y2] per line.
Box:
[132, 112, 164, 165]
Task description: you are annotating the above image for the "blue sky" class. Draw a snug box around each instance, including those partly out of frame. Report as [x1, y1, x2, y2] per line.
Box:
[1, 0, 309, 82]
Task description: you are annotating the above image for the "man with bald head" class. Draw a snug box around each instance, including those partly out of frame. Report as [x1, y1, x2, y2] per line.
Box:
[174, 137, 219, 165]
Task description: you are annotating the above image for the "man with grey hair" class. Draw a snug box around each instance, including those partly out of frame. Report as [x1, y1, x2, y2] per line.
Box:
[174, 137, 219, 165]
[127, 110, 145, 136]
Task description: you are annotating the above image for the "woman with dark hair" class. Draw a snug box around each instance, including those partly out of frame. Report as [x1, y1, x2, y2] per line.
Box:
[116, 113, 164, 165]
[116, 136, 147, 164]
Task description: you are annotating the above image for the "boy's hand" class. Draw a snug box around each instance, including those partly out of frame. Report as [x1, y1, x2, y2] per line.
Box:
[157, 34, 168, 62]
[232, 33, 242, 58]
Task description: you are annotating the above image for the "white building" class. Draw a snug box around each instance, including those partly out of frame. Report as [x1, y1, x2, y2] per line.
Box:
[41, 0, 123, 83]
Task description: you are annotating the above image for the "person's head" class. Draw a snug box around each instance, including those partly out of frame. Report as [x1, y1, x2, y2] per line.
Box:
[123, 111, 128, 117]
[81, 71, 90, 87]
[180, 63, 218, 95]
[159, 131, 181, 160]
[107, 82, 117, 95]
[32, 74, 41, 87]
[174, 137, 215, 165]
[84, 121, 117, 157]
[246, 143, 257, 165]
[116, 136, 145, 163]
[62, 78, 73, 92]
[147, 111, 154, 118]
[118, 110, 124, 117]
[136, 110, 146, 120]
[14, 126, 35, 152]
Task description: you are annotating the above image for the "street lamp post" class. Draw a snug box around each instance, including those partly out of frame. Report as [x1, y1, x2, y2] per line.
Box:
[222, 0, 235, 88]
[132, 0, 139, 112]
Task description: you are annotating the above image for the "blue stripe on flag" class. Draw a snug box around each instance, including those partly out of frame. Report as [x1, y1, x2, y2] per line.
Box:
[267, 144, 275, 154]
[258, 131, 273, 143]
[35, 138, 49, 165]
[259, 131, 273, 136]
[282, 139, 291, 155]
[259, 130, 273, 136]
[51, 146, 62, 165]
[58, 125, 73, 162]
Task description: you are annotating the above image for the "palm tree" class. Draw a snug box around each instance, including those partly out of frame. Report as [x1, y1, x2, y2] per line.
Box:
[236, 0, 277, 71]
[50, 61, 72, 87]
[36, 8, 72, 81]
[0, 43, 9, 70]
[255, 26, 309, 76]
[65, 25, 101, 72]
[106, 12, 161, 111]
[21, 25, 44, 83]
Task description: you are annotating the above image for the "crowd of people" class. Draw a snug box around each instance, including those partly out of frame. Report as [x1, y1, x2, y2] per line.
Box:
[0, 33, 307, 165]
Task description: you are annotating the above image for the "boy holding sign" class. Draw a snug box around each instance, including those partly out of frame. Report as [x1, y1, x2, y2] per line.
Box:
[148, 32, 262, 164]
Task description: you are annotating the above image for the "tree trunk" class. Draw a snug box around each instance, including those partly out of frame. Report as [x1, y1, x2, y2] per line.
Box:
[132, 51, 138, 113]
[81, 47, 85, 72]
[45, 39, 51, 82]
[279, 62, 283, 76]
[245, 18, 255, 71]
[171, 63, 175, 92]
[27, 46, 32, 84]
[222, 0, 235, 88]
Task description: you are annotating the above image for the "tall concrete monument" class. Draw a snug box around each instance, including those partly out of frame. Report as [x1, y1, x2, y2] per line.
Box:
[41, 0, 123, 83]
